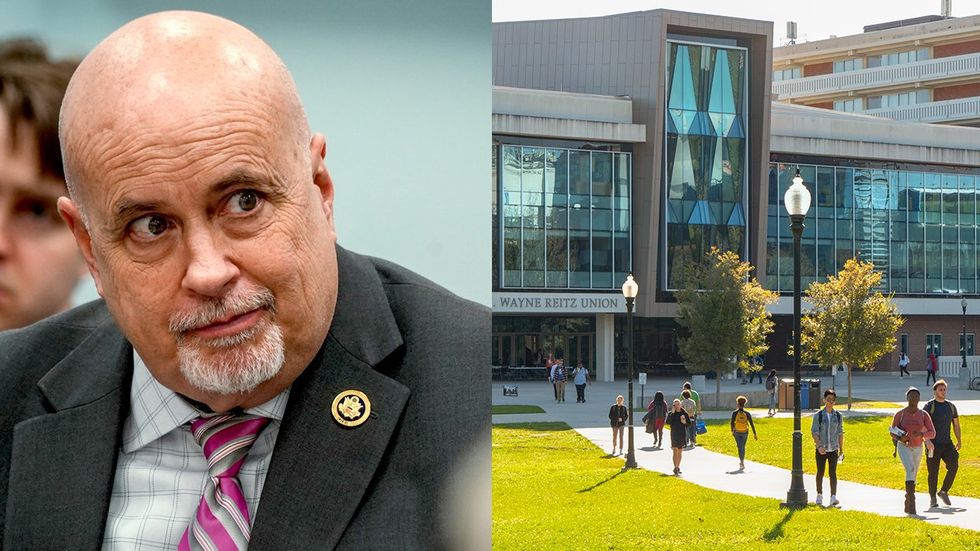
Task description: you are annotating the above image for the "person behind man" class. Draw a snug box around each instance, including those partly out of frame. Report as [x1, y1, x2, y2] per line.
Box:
[0, 38, 86, 331]
[680, 389, 697, 448]
[554, 358, 567, 402]
[923, 379, 962, 508]
[572, 361, 591, 403]
[680, 381, 701, 445]
[926, 351, 938, 386]
[0, 12, 487, 549]
[810, 388, 844, 507]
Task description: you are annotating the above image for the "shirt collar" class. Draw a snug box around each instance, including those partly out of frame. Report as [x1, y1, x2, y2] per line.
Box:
[122, 349, 290, 453]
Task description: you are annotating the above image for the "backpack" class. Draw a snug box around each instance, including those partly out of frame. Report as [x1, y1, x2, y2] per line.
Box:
[733, 410, 750, 432]
[765, 376, 776, 391]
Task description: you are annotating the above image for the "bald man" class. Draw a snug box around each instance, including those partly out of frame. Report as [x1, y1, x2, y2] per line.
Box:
[0, 11, 488, 550]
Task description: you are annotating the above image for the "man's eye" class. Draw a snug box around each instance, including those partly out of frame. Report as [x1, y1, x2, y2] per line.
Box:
[227, 190, 261, 214]
[130, 215, 170, 240]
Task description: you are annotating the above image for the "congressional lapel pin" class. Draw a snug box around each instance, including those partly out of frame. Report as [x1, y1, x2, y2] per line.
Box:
[332, 389, 371, 428]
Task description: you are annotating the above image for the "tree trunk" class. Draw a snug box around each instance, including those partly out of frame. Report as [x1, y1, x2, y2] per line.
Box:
[846, 363, 853, 411]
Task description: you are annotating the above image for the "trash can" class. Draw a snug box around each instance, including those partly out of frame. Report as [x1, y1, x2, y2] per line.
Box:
[803, 378, 822, 409]
[778, 378, 794, 410]
[778, 378, 821, 410]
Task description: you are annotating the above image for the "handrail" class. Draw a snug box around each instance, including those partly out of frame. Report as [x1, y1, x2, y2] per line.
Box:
[773, 52, 980, 99]
[863, 96, 980, 123]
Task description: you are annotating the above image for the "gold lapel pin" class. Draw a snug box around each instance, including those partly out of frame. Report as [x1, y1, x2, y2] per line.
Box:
[332, 389, 371, 428]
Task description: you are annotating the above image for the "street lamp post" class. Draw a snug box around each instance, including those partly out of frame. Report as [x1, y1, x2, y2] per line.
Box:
[622, 274, 639, 470]
[783, 168, 811, 508]
[961, 297, 969, 381]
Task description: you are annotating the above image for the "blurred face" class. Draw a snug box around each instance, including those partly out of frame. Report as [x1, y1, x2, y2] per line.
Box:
[616, 396, 624, 405]
[0, 115, 84, 330]
[60, 88, 337, 411]
[934, 384, 946, 399]
[907, 391, 920, 408]
[673, 400, 681, 411]
[824, 394, 835, 407]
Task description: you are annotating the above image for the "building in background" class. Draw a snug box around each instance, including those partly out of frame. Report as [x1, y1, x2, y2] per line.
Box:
[772, 13, 980, 126]
[492, 9, 980, 382]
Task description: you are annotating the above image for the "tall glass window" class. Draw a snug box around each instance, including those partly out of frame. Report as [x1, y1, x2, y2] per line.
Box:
[664, 41, 747, 289]
[499, 144, 631, 289]
[768, 161, 980, 296]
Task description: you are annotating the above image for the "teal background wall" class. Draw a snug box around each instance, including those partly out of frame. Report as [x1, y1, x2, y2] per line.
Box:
[0, 0, 490, 305]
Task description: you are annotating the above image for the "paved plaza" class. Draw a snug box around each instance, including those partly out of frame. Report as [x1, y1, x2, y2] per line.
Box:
[493, 372, 980, 531]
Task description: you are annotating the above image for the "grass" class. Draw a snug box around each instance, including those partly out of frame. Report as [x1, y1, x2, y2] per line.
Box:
[694, 414, 980, 497]
[493, 423, 980, 549]
[492, 404, 545, 415]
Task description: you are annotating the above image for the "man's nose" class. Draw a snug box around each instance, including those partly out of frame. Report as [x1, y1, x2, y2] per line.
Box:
[181, 229, 239, 298]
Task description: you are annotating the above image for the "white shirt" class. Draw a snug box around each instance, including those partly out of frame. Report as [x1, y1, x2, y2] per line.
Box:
[102, 352, 289, 549]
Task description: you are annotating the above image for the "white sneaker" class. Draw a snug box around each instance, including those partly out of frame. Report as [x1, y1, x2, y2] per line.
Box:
[830, 496, 839, 507]
[815, 494, 823, 506]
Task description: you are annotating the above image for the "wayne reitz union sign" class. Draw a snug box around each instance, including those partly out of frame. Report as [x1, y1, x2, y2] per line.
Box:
[492, 292, 624, 314]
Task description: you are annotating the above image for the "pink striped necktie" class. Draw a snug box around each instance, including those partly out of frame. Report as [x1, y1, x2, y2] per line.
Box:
[179, 414, 271, 551]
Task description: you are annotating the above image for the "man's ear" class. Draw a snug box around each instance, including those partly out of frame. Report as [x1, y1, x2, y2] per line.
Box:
[57, 197, 105, 297]
[309, 132, 335, 229]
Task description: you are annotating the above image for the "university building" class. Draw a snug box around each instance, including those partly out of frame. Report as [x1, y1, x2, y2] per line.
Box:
[491, 9, 980, 382]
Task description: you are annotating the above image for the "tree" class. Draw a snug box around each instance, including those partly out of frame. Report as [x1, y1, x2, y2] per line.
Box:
[801, 258, 903, 410]
[675, 248, 778, 406]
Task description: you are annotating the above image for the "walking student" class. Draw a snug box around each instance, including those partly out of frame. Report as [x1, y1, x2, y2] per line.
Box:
[680, 382, 702, 445]
[572, 361, 591, 403]
[891, 386, 936, 516]
[898, 352, 910, 378]
[554, 359, 567, 402]
[609, 395, 628, 456]
[810, 389, 844, 507]
[926, 352, 939, 387]
[666, 399, 691, 475]
[765, 369, 779, 417]
[730, 395, 757, 471]
[680, 390, 697, 448]
[646, 391, 668, 449]
[924, 380, 962, 508]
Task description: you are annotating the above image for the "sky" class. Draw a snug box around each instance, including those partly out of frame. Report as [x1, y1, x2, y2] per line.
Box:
[493, 0, 980, 46]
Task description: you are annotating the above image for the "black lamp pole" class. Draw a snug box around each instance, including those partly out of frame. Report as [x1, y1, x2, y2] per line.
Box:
[784, 213, 807, 507]
[625, 294, 637, 469]
[962, 298, 968, 371]
[783, 168, 809, 509]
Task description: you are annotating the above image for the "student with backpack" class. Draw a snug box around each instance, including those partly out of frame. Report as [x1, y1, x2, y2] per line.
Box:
[926, 352, 939, 386]
[643, 391, 669, 449]
[765, 369, 778, 417]
[924, 380, 962, 508]
[891, 386, 937, 516]
[730, 395, 757, 471]
[810, 389, 844, 507]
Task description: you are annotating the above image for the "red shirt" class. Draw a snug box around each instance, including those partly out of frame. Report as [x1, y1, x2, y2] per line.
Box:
[892, 408, 936, 448]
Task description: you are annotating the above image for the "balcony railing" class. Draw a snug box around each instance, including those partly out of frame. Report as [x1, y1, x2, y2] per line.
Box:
[773, 52, 980, 100]
[863, 96, 980, 123]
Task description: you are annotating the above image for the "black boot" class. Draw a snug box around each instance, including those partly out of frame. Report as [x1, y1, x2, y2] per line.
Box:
[905, 481, 916, 515]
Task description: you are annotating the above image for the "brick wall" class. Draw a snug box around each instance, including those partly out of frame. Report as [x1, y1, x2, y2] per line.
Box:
[933, 82, 980, 101]
[804, 61, 833, 76]
[934, 39, 980, 58]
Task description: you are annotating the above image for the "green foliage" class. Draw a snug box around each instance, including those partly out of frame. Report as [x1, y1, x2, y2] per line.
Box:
[801, 259, 903, 409]
[492, 423, 979, 549]
[675, 248, 777, 379]
[491, 405, 545, 415]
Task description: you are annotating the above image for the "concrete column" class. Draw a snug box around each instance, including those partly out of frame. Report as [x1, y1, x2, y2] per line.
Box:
[596, 313, 616, 382]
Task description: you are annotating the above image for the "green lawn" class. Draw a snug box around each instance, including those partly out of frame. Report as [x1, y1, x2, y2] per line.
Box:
[493, 423, 980, 549]
[695, 414, 980, 497]
[492, 404, 545, 415]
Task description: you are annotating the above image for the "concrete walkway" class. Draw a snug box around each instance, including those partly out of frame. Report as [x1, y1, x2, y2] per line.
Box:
[493, 375, 980, 532]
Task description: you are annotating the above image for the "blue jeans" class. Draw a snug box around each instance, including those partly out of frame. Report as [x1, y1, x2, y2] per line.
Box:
[768, 391, 776, 411]
[733, 431, 748, 462]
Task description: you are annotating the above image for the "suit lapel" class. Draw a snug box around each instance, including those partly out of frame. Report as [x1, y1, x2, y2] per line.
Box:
[250, 247, 409, 549]
[5, 317, 130, 548]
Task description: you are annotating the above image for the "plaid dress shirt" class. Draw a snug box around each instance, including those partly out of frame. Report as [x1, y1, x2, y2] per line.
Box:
[102, 352, 289, 549]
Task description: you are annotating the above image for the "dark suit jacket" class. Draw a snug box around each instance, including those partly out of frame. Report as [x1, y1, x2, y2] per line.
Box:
[0, 246, 489, 550]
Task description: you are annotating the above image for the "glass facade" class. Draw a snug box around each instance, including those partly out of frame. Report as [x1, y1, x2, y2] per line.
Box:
[767, 161, 980, 295]
[499, 144, 631, 289]
[664, 41, 748, 289]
